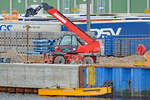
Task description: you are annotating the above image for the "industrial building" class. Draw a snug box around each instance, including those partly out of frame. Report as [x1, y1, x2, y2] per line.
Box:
[0, 0, 150, 14]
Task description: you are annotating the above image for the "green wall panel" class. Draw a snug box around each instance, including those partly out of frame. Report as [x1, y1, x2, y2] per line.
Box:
[70, 0, 75, 13]
[93, 0, 109, 14]
[60, 0, 63, 13]
[43, 0, 57, 14]
[0, 0, 149, 15]
[44, 0, 57, 8]
[28, 0, 41, 5]
[12, 0, 25, 14]
[105, 0, 109, 13]
[112, 0, 127, 13]
[130, 0, 147, 13]
[93, 0, 97, 13]
[0, 0, 10, 13]
[149, 0, 150, 10]
[77, 0, 86, 4]
[60, 0, 73, 14]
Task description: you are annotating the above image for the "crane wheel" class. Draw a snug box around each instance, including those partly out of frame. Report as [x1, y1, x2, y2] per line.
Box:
[54, 56, 65, 64]
[83, 57, 94, 64]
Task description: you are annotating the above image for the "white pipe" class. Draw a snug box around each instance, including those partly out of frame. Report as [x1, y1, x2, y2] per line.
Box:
[109, 0, 111, 13]
[57, 0, 60, 11]
[74, 0, 77, 13]
[41, 0, 44, 14]
[25, 0, 28, 10]
[91, 0, 93, 13]
[127, 0, 130, 13]
[10, 0, 12, 14]
[147, 0, 149, 9]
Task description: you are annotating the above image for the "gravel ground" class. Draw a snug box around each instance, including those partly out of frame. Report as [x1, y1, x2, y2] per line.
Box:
[98, 55, 145, 66]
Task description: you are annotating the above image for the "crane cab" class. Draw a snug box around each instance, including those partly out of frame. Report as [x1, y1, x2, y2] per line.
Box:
[55, 34, 84, 54]
[52, 34, 97, 64]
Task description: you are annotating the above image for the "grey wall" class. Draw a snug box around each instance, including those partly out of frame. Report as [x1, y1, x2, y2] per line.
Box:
[0, 63, 79, 88]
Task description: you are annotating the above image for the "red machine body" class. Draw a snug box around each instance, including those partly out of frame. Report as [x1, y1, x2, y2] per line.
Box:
[25, 3, 100, 64]
[46, 8, 100, 54]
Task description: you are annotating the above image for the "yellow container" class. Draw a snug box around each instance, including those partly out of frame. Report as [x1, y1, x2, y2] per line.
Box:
[144, 9, 149, 14]
[1, 11, 7, 14]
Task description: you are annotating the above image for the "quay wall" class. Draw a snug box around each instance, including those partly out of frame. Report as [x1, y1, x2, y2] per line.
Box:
[0, 63, 79, 88]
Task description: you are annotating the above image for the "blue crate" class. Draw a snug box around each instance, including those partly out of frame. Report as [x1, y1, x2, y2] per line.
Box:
[32, 40, 49, 44]
[26, 51, 41, 55]
[33, 47, 49, 51]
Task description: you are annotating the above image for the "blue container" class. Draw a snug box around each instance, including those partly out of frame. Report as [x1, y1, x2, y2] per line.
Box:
[104, 36, 113, 56]
[131, 68, 150, 96]
[95, 67, 112, 87]
[82, 66, 150, 97]
[104, 35, 150, 56]
[145, 69, 150, 93]
[112, 68, 131, 96]
[61, 22, 150, 39]
[83, 67, 112, 88]
[83, 67, 87, 88]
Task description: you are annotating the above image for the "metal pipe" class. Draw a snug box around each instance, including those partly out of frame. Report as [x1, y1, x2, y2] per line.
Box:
[74, 0, 77, 13]
[127, 0, 130, 13]
[109, 0, 112, 13]
[87, 0, 91, 32]
[91, 0, 93, 13]
[57, 0, 60, 11]
[147, 0, 149, 9]
[26, 25, 31, 62]
[25, 0, 28, 10]
[41, 0, 44, 14]
[10, 0, 12, 14]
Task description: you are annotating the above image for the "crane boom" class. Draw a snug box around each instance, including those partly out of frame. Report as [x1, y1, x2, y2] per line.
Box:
[26, 3, 97, 44]
[25, 3, 100, 53]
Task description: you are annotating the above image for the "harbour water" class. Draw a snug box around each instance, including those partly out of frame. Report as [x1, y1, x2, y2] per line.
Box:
[0, 93, 149, 100]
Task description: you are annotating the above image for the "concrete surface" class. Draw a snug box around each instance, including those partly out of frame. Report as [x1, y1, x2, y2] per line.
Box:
[0, 63, 80, 88]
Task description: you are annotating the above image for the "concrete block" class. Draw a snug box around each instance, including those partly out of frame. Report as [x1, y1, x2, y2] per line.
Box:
[0, 64, 80, 88]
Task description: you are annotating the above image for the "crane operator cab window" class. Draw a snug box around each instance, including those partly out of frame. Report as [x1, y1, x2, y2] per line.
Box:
[58, 35, 78, 53]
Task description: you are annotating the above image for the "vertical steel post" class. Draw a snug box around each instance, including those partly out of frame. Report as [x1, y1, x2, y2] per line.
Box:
[127, 0, 130, 13]
[57, 0, 60, 11]
[26, 25, 30, 62]
[41, 0, 44, 14]
[25, 0, 28, 10]
[147, 0, 149, 9]
[87, 0, 91, 32]
[91, 0, 93, 13]
[10, 0, 12, 15]
[74, 0, 77, 13]
[109, 0, 112, 13]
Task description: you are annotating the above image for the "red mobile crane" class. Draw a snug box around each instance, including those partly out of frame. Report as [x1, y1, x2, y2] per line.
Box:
[25, 3, 100, 64]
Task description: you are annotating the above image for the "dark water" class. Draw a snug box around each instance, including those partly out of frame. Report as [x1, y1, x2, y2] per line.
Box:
[0, 93, 149, 100]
